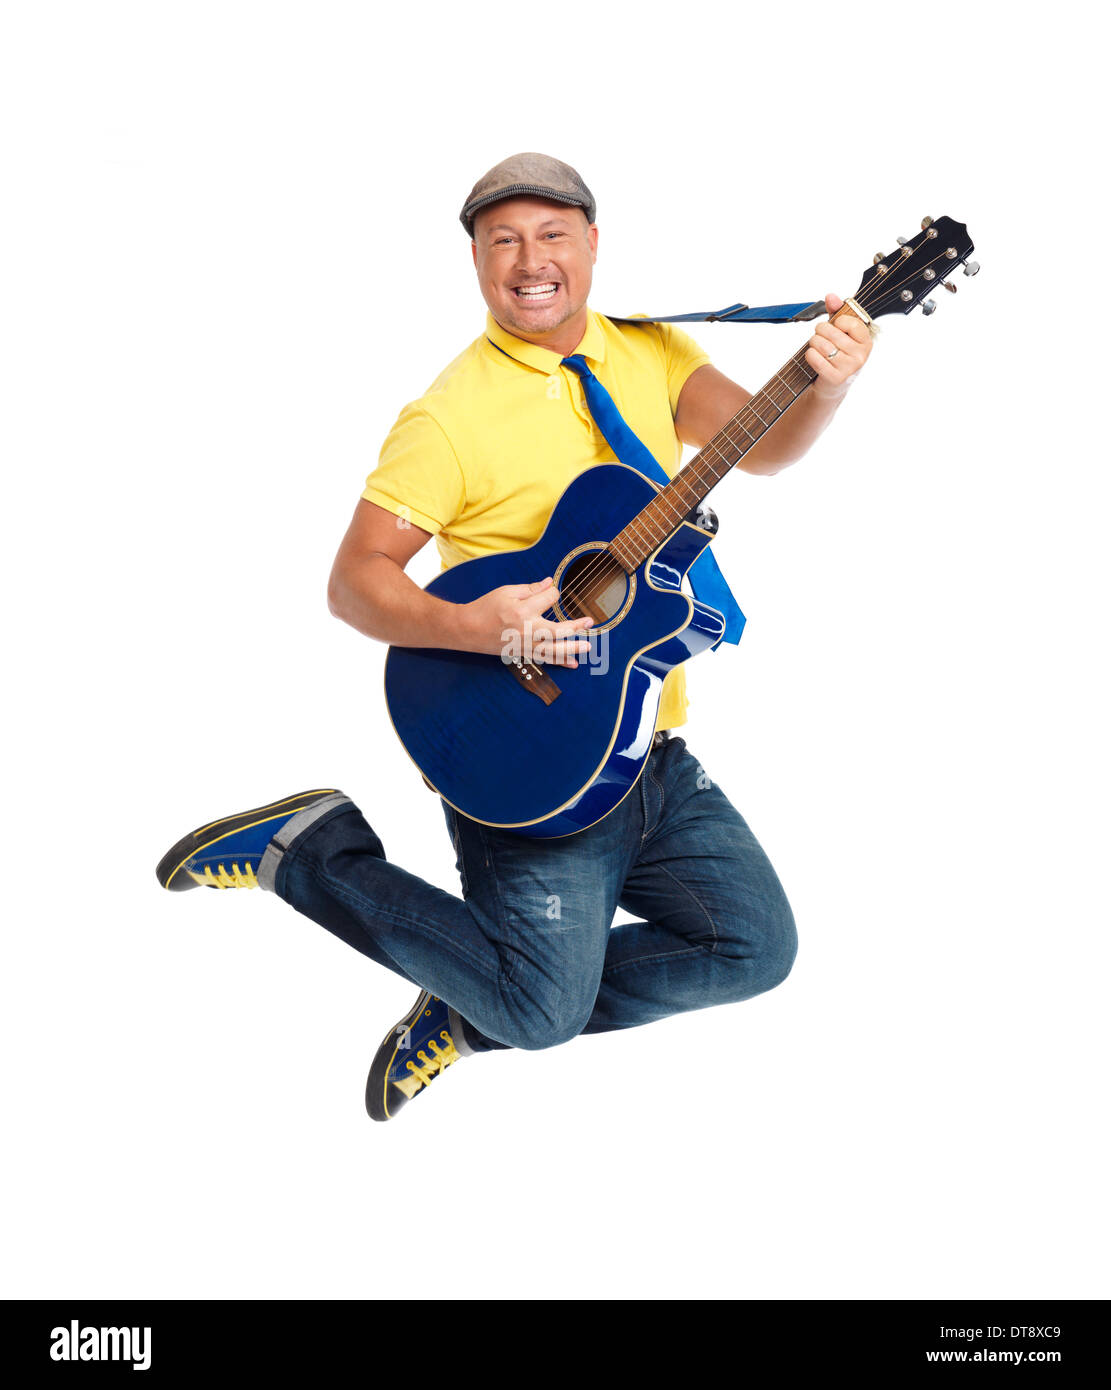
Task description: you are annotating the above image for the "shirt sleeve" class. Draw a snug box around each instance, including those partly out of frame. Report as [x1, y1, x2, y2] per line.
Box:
[361, 402, 466, 537]
[659, 322, 713, 416]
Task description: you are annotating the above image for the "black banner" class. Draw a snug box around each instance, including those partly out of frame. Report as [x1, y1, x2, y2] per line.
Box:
[4, 1299, 1104, 1379]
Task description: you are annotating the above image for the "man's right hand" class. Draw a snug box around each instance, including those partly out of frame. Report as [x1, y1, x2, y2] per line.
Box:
[462, 576, 594, 667]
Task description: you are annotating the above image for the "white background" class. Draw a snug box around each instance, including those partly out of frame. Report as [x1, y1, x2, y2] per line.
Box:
[2, 0, 1107, 1300]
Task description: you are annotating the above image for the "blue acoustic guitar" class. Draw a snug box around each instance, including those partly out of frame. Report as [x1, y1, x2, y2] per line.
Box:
[385, 218, 976, 837]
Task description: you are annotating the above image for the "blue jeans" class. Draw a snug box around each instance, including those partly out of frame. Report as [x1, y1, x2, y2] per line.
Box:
[270, 734, 797, 1051]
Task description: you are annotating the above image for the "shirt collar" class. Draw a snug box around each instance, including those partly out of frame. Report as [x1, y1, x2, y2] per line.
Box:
[484, 307, 607, 373]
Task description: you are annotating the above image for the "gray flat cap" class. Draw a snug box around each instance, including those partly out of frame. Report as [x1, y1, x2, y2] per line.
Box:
[460, 152, 596, 237]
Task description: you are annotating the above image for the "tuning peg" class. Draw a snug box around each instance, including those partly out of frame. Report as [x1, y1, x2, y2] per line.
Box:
[921, 299, 937, 315]
[921, 215, 933, 229]
[873, 253, 885, 265]
[962, 260, 981, 277]
[943, 280, 957, 294]
[896, 236, 909, 245]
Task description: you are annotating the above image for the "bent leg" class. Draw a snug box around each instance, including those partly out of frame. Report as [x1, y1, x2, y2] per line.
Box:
[582, 735, 798, 1034]
[269, 795, 633, 1051]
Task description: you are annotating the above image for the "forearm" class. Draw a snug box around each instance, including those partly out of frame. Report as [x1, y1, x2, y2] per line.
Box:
[327, 552, 475, 650]
[738, 381, 848, 476]
[676, 297, 873, 478]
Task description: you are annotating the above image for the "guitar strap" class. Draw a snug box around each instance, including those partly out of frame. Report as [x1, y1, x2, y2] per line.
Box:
[606, 298, 824, 326]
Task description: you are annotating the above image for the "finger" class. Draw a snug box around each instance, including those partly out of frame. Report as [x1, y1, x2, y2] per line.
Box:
[811, 321, 857, 353]
[530, 619, 591, 638]
[553, 647, 587, 668]
[525, 619, 595, 659]
[532, 637, 593, 666]
[809, 333, 864, 376]
[522, 583, 561, 613]
[511, 647, 584, 669]
[807, 338, 847, 369]
[524, 591, 598, 627]
[563, 618, 594, 637]
[831, 313, 871, 345]
[825, 292, 845, 315]
[805, 345, 850, 380]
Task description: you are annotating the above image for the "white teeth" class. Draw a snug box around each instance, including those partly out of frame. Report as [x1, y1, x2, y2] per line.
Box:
[515, 283, 558, 297]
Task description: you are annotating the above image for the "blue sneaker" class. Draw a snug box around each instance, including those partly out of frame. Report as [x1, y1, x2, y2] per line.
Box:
[156, 789, 345, 891]
[366, 990, 473, 1122]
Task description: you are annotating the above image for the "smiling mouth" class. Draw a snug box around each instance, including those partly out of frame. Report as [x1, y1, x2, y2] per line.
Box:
[512, 283, 560, 303]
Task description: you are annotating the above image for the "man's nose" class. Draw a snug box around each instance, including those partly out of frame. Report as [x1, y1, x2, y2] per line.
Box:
[513, 238, 554, 276]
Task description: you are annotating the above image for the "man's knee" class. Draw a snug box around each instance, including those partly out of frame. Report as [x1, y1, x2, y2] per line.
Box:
[757, 895, 798, 992]
[495, 996, 595, 1052]
[716, 890, 798, 997]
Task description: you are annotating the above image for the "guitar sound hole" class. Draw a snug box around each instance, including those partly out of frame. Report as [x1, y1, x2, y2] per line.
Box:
[558, 552, 629, 626]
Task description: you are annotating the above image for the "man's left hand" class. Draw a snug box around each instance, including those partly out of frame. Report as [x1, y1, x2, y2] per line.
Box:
[805, 292, 873, 399]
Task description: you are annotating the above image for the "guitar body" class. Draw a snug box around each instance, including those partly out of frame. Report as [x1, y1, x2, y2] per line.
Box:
[384, 463, 726, 838]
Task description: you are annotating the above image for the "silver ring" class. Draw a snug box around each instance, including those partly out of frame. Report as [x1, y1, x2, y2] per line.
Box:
[827, 346, 839, 360]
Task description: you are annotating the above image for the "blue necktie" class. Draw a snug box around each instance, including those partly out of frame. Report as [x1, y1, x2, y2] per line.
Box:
[561, 354, 745, 647]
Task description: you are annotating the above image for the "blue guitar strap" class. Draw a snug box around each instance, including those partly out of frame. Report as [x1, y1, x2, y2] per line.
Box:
[606, 299, 824, 326]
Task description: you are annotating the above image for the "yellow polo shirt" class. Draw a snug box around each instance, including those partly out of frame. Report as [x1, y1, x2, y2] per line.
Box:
[363, 307, 712, 731]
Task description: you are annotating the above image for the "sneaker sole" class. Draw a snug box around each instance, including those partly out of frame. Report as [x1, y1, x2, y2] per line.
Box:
[365, 989, 435, 1122]
[156, 788, 341, 891]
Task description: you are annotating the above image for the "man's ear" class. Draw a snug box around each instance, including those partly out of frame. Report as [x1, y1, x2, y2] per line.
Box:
[471, 240, 478, 268]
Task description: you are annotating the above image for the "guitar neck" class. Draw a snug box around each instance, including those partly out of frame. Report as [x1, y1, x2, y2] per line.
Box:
[609, 342, 820, 572]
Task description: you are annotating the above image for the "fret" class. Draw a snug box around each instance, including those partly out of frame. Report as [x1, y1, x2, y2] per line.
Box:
[610, 536, 635, 572]
[737, 409, 763, 440]
[611, 334, 825, 567]
[642, 514, 670, 544]
[747, 397, 777, 428]
[673, 469, 701, 498]
[664, 491, 694, 523]
[730, 416, 757, 445]
[773, 370, 798, 398]
[701, 439, 731, 472]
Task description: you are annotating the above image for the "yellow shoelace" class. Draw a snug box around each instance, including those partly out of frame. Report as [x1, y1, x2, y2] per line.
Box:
[394, 1030, 462, 1100]
[189, 862, 259, 889]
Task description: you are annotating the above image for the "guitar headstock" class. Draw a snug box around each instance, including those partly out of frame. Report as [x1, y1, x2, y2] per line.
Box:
[853, 216, 977, 319]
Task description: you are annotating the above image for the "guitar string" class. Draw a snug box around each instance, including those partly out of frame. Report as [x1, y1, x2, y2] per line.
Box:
[532, 338, 826, 644]
[525, 238, 963, 656]
[535, 341, 812, 635]
[547, 238, 962, 615]
[537, 279, 891, 620]
[619, 240, 962, 551]
[520, 342, 808, 661]
[534, 339, 815, 639]
[540, 289, 874, 620]
[539, 300, 873, 634]
[603, 239, 963, 568]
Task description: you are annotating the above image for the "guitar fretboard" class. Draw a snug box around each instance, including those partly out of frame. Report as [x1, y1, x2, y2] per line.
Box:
[609, 344, 820, 572]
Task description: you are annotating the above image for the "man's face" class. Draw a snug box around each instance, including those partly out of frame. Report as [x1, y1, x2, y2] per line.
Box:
[471, 197, 598, 345]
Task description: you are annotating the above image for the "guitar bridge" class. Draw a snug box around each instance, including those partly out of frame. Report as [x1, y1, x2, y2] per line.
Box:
[505, 658, 561, 705]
